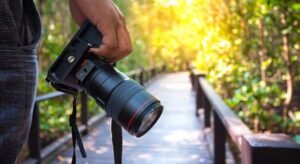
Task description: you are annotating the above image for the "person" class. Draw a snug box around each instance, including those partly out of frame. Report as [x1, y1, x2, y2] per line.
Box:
[0, 0, 132, 163]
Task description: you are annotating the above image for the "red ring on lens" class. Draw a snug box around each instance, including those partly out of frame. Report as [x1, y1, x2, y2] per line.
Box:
[126, 98, 155, 130]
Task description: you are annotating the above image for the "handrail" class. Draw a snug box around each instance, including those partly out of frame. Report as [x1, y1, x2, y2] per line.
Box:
[27, 64, 166, 163]
[190, 69, 300, 164]
[35, 91, 66, 102]
[199, 77, 252, 150]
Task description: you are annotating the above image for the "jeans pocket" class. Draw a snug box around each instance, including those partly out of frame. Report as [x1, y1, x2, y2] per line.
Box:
[18, 0, 42, 49]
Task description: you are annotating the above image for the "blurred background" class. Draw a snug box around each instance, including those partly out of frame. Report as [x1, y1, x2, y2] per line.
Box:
[30, 0, 300, 159]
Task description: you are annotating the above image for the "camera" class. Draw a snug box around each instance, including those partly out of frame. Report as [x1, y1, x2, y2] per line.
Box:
[46, 21, 163, 137]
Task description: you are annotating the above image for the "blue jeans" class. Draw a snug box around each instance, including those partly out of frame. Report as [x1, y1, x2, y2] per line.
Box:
[0, 0, 41, 163]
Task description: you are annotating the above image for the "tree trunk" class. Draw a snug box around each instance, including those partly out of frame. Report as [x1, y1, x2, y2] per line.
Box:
[258, 19, 267, 83]
[280, 12, 293, 120]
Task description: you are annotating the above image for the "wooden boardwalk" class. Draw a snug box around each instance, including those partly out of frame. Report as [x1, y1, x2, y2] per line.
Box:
[52, 72, 213, 164]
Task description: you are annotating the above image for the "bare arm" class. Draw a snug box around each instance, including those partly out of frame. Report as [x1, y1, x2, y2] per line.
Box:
[69, 0, 132, 63]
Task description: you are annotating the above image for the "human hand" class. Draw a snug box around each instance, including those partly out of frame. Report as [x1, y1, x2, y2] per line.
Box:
[69, 0, 132, 63]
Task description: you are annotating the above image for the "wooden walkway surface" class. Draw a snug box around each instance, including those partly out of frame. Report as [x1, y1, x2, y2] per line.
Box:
[52, 72, 213, 164]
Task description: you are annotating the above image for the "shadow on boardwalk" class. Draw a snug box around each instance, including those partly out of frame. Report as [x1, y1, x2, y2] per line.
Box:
[52, 72, 213, 164]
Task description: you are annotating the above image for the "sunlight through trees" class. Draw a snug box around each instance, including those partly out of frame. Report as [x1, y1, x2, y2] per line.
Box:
[34, 0, 300, 145]
[127, 0, 300, 140]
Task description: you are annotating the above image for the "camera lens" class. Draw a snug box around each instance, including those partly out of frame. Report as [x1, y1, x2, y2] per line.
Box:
[81, 56, 163, 137]
[135, 103, 162, 137]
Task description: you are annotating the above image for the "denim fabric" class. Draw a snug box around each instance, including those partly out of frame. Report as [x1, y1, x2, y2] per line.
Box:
[0, 50, 38, 163]
[0, 0, 41, 163]
[0, 0, 23, 46]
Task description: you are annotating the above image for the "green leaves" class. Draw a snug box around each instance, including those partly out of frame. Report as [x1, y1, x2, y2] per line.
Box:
[291, 3, 300, 11]
[282, 26, 292, 35]
[191, 0, 300, 135]
[295, 111, 300, 121]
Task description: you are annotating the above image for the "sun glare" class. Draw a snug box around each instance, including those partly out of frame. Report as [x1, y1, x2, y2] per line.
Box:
[129, 0, 238, 71]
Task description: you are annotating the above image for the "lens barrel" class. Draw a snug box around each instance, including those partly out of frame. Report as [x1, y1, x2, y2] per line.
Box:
[81, 56, 163, 137]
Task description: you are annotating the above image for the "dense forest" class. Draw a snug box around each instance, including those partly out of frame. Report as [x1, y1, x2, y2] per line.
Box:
[33, 0, 300, 147]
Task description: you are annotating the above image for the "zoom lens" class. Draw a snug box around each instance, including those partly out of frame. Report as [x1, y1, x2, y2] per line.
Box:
[81, 56, 163, 137]
[135, 103, 163, 137]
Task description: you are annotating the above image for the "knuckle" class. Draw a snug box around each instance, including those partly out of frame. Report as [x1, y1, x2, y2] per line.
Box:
[116, 20, 124, 27]
[116, 15, 125, 26]
[107, 42, 118, 50]
[120, 15, 126, 23]
[119, 45, 133, 55]
[127, 46, 133, 54]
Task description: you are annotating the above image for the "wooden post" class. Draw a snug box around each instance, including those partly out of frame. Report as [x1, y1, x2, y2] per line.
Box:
[81, 91, 88, 134]
[195, 78, 202, 116]
[151, 66, 156, 77]
[190, 71, 196, 90]
[145, 68, 149, 82]
[162, 65, 167, 72]
[132, 74, 136, 81]
[241, 134, 300, 164]
[195, 74, 207, 119]
[214, 111, 226, 164]
[185, 62, 190, 71]
[204, 95, 211, 128]
[195, 79, 200, 116]
[28, 104, 41, 162]
[140, 68, 144, 86]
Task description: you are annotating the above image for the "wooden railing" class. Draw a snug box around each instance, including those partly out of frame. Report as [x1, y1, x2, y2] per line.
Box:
[26, 64, 166, 163]
[190, 69, 300, 164]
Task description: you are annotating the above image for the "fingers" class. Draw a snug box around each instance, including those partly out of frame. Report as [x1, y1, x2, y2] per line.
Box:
[71, 0, 132, 62]
[89, 23, 118, 57]
[90, 19, 132, 62]
[111, 20, 132, 60]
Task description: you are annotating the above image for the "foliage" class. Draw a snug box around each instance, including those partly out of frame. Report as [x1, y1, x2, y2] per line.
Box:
[189, 0, 300, 135]
[38, 95, 101, 147]
[35, 0, 300, 145]
[128, 0, 206, 70]
[128, 0, 300, 137]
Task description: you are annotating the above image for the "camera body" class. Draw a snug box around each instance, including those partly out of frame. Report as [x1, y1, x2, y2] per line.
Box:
[46, 21, 102, 94]
[46, 21, 163, 137]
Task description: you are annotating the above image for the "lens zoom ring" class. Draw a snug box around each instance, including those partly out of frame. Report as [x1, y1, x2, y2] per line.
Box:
[106, 80, 143, 118]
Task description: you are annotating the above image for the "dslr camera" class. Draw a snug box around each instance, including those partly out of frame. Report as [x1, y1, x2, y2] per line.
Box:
[46, 21, 163, 137]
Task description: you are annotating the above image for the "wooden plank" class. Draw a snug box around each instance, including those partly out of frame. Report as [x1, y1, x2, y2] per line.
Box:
[199, 77, 252, 150]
